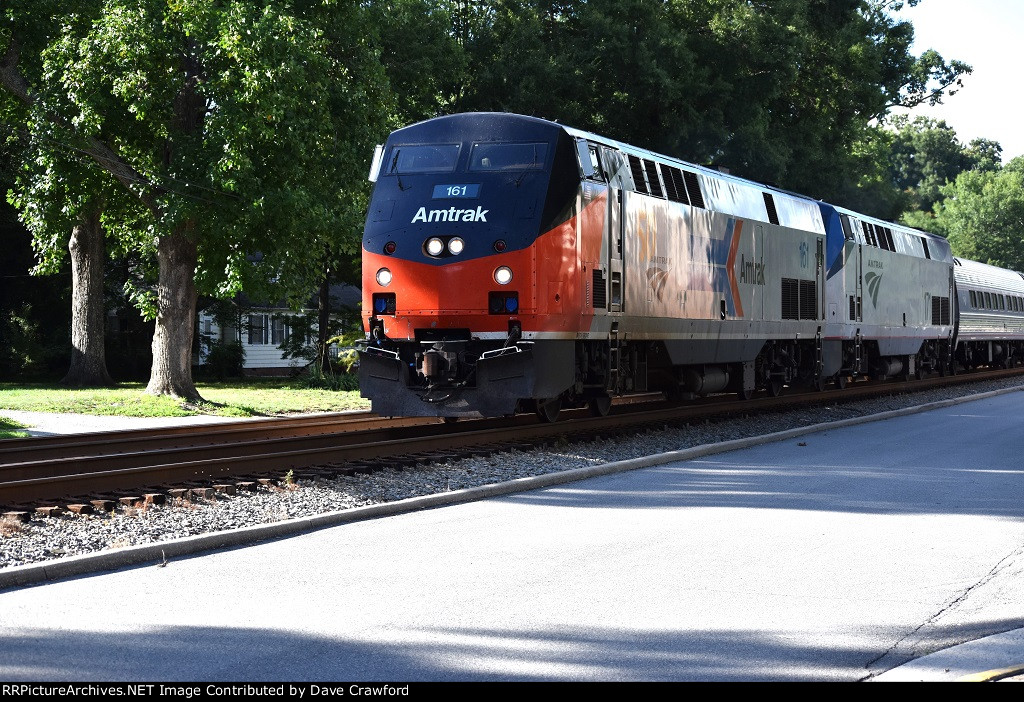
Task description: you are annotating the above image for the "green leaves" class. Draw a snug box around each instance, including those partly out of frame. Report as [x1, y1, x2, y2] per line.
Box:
[937, 159, 1024, 271]
[4, 0, 389, 312]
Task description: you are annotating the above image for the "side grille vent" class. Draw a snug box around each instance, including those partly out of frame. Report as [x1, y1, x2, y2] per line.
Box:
[782, 278, 799, 320]
[592, 268, 607, 309]
[682, 170, 705, 209]
[663, 166, 686, 203]
[932, 296, 951, 325]
[644, 160, 663, 198]
[627, 155, 648, 195]
[800, 280, 817, 320]
[783, 278, 817, 320]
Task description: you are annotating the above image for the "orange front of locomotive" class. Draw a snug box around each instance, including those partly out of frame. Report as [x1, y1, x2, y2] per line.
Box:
[358, 114, 587, 418]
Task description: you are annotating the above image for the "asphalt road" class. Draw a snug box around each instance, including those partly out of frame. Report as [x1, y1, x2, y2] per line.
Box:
[2, 391, 1024, 681]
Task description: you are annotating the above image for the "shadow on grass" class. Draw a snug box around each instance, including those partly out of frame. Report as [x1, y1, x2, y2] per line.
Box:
[0, 417, 30, 439]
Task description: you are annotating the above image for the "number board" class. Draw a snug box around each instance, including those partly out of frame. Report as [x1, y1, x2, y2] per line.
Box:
[432, 184, 481, 199]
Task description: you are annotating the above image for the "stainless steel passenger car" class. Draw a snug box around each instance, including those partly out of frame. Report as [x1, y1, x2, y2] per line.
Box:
[953, 258, 1024, 368]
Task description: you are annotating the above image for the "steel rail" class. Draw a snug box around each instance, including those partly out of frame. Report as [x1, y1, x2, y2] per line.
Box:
[0, 412, 436, 464]
[2, 368, 1022, 507]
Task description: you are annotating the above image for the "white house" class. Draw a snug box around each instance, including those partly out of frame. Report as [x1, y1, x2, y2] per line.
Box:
[197, 284, 361, 376]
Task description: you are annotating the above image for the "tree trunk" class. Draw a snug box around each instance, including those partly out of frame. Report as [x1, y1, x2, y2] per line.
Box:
[61, 209, 114, 386]
[145, 226, 202, 402]
[317, 271, 331, 374]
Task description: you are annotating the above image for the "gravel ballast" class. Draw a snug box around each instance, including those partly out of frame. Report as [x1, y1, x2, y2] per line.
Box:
[3, 378, 1023, 574]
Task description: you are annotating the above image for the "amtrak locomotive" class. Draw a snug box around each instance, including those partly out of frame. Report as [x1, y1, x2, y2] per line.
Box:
[358, 113, 1024, 420]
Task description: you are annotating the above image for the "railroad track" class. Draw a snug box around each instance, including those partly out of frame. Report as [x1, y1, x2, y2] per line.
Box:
[2, 368, 1023, 513]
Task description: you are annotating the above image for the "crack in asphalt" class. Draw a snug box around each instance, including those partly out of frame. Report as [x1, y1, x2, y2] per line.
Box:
[860, 544, 1024, 680]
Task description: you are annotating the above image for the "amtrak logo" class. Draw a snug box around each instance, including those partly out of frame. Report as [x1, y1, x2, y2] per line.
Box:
[864, 271, 883, 308]
[411, 206, 488, 223]
[799, 241, 809, 269]
[647, 267, 669, 301]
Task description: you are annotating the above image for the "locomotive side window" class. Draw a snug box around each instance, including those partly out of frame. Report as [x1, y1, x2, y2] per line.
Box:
[469, 142, 548, 171]
[587, 145, 606, 181]
[387, 144, 460, 174]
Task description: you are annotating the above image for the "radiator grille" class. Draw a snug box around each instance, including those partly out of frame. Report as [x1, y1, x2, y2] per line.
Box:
[627, 155, 648, 195]
[644, 160, 663, 198]
[932, 296, 951, 325]
[783, 278, 817, 320]
[592, 269, 606, 309]
[683, 170, 705, 209]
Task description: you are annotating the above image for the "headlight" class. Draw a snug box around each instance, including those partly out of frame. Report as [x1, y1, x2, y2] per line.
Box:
[494, 266, 513, 285]
[376, 268, 392, 286]
[448, 237, 465, 255]
[426, 237, 444, 256]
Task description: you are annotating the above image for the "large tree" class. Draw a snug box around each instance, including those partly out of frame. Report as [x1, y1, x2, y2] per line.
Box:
[436, 0, 970, 213]
[889, 114, 1002, 215]
[935, 157, 1024, 272]
[1, 0, 119, 386]
[2, 0, 389, 400]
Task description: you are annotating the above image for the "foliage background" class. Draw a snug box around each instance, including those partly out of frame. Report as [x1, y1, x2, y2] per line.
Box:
[2, 0, 1019, 384]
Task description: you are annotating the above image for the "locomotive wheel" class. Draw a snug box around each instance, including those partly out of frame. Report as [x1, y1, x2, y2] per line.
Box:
[768, 378, 784, 397]
[535, 397, 562, 423]
[835, 374, 848, 390]
[442, 416, 459, 424]
[663, 385, 685, 406]
[588, 395, 612, 417]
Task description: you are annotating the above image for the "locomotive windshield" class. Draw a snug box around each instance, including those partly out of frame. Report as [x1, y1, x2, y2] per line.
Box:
[469, 142, 548, 171]
[387, 144, 460, 174]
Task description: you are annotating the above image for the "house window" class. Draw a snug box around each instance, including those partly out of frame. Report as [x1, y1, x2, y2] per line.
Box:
[248, 314, 268, 345]
[272, 317, 289, 345]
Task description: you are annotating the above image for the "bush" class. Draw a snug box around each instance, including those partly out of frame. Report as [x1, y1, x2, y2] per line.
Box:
[297, 364, 359, 391]
[202, 342, 245, 379]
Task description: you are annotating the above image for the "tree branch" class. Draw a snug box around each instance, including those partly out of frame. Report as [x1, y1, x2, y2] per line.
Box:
[0, 35, 31, 105]
[0, 32, 161, 217]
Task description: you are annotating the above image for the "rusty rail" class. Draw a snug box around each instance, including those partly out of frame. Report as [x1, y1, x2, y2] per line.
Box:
[2, 368, 1022, 508]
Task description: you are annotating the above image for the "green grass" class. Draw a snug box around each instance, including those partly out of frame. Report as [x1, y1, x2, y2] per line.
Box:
[0, 416, 30, 439]
[0, 379, 369, 418]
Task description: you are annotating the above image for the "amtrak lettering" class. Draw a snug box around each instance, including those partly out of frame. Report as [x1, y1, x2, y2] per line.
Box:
[411, 206, 489, 223]
[739, 253, 766, 285]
